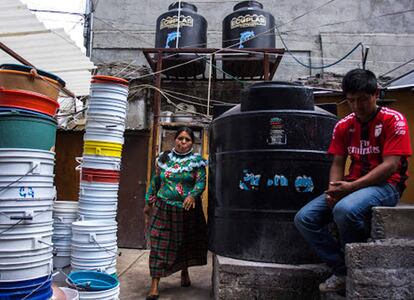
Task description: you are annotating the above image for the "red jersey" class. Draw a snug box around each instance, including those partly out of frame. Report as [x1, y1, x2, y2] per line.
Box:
[328, 107, 412, 192]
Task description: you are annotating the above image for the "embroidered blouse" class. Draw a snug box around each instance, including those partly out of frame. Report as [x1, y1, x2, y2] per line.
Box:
[145, 150, 207, 208]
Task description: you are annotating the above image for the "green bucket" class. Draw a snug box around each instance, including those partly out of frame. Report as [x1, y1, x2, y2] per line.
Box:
[0, 111, 57, 150]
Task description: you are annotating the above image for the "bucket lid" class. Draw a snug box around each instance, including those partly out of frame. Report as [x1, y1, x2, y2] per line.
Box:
[91, 75, 129, 86]
[0, 64, 66, 87]
[0, 88, 59, 117]
[234, 0, 263, 10]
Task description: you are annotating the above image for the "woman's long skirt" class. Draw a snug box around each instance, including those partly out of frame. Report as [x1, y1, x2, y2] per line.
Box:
[149, 199, 207, 277]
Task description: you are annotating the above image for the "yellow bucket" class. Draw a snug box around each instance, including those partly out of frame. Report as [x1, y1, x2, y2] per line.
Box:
[83, 140, 123, 157]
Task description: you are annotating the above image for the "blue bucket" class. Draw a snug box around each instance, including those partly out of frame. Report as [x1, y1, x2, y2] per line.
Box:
[0, 276, 52, 300]
[0, 107, 55, 121]
[67, 271, 119, 291]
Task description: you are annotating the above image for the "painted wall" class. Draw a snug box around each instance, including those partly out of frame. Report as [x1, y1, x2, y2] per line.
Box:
[91, 0, 414, 80]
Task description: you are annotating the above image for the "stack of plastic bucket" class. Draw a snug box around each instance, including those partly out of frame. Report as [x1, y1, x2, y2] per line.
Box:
[0, 64, 63, 299]
[78, 75, 128, 221]
[72, 75, 128, 278]
[52, 200, 78, 282]
[71, 220, 118, 275]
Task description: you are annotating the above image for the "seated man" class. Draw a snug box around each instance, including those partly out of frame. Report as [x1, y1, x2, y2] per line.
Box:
[294, 69, 412, 292]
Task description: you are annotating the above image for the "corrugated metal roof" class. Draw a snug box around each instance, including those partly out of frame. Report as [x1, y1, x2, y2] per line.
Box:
[0, 0, 95, 96]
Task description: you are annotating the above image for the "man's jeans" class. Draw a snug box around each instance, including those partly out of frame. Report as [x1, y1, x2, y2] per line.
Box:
[294, 183, 399, 275]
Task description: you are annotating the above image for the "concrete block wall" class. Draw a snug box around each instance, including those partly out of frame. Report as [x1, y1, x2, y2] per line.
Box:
[344, 205, 414, 299]
[345, 239, 414, 299]
[213, 255, 330, 300]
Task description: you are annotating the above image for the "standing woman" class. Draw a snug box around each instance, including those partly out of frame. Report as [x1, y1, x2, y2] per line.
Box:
[144, 127, 207, 300]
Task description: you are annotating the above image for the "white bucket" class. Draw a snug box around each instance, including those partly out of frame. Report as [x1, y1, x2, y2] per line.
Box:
[53, 223, 73, 236]
[0, 149, 55, 176]
[86, 115, 125, 130]
[77, 283, 120, 300]
[87, 102, 128, 121]
[0, 246, 52, 264]
[71, 220, 117, 244]
[0, 175, 55, 199]
[76, 156, 121, 171]
[0, 221, 53, 250]
[72, 241, 117, 259]
[61, 287, 79, 300]
[54, 200, 78, 211]
[90, 83, 129, 100]
[0, 198, 53, 208]
[84, 127, 124, 144]
[79, 199, 117, 211]
[78, 210, 117, 221]
[0, 253, 52, 281]
[79, 182, 119, 198]
[0, 204, 53, 225]
[79, 195, 118, 204]
[71, 258, 117, 275]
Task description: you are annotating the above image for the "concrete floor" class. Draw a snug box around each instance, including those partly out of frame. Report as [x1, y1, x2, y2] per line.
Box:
[117, 249, 213, 300]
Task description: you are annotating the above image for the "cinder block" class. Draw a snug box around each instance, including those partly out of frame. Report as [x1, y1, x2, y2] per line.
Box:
[346, 239, 414, 300]
[347, 268, 414, 299]
[346, 239, 414, 269]
[213, 254, 330, 300]
[371, 205, 414, 240]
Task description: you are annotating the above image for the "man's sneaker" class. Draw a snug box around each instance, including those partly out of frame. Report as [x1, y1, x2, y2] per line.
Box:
[319, 274, 346, 292]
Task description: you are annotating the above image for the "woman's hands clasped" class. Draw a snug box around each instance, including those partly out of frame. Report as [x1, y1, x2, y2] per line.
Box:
[183, 196, 196, 210]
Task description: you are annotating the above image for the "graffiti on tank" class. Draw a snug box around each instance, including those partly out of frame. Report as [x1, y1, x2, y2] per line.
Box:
[239, 31, 255, 48]
[19, 187, 35, 198]
[267, 175, 288, 187]
[165, 31, 181, 48]
[295, 176, 314, 193]
[239, 169, 261, 190]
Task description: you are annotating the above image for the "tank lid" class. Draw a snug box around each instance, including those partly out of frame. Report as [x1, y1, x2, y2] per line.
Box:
[169, 2, 198, 12]
[241, 81, 315, 111]
[234, 1, 264, 11]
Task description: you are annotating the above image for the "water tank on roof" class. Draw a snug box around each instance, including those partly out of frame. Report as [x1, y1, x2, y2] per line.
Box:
[208, 82, 338, 263]
[155, 2, 207, 77]
[222, 1, 276, 78]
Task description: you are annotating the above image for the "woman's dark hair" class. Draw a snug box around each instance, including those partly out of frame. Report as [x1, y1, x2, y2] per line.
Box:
[342, 69, 378, 96]
[158, 127, 195, 163]
[174, 126, 195, 142]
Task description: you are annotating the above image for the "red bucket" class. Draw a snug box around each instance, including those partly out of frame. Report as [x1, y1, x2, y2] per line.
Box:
[81, 167, 120, 183]
[91, 75, 129, 86]
[0, 88, 59, 117]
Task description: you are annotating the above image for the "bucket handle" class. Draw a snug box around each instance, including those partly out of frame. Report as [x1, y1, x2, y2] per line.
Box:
[31, 161, 41, 175]
[95, 147, 102, 155]
[10, 209, 34, 220]
[75, 157, 82, 171]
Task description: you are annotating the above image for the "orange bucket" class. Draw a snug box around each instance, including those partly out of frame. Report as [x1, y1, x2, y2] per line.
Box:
[81, 168, 120, 183]
[0, 88, 59, 117]
[91, 75, 129, 86]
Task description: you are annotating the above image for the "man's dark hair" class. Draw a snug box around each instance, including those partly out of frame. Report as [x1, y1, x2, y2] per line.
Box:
[341, 69, 378, 96]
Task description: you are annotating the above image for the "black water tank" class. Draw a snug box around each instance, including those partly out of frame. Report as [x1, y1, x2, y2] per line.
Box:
[208, 82, 338, 264]
[222, 1, 275, 78]
[155, 2, 207, 77]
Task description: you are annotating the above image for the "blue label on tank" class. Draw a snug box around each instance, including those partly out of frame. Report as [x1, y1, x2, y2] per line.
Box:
[165, 31, 181, 48]
[239, 31, 255, 48]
